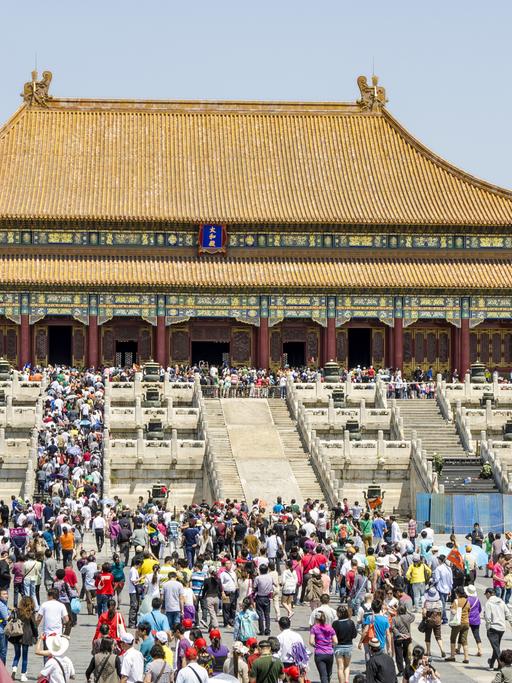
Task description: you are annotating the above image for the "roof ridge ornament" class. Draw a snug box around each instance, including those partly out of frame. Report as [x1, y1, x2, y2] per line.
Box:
[21, 70, 53, 107]
[356, 74, 387, 112]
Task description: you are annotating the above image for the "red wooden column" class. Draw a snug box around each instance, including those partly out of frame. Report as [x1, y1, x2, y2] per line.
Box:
[156, 316, 166, 367]
[460, 319, 470, 377]
[326, 296, 336, 362]
[459, 297, 470, 378]
[19, 294, 30, 368]
[87, 296, 99, 368]
[20, 316, 30, 368]
[155, 296, 167, 368]
[88, 316, 99, 368]
[393, 296, 403, 372]
[258, 295, 269, 369]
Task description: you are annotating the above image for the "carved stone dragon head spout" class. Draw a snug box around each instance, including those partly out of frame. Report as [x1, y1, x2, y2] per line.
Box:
[357, 74, 387, 112]
[21, 70, 53, 107]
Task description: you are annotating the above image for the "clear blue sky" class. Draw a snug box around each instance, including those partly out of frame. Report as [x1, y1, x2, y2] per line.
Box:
[2, 1, 511, 187]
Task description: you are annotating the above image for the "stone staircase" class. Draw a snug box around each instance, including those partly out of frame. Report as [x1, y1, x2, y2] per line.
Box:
[441, 456, 498, 494]
[395, 399, 467, 458]
[395, 399, 498, 494]
[204, 399, 245, 501]
[267, 398, 325, 502]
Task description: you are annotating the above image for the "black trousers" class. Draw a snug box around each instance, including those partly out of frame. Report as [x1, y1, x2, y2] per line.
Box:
[488, 628, 504, 667]
[95, 529, 105, 551]
[128, 592, 140, 628]
[222, 591, 237, 627]
[314, 653, 333, 683]
[394, 637, 410, 674]
[255, 595, 271, 635]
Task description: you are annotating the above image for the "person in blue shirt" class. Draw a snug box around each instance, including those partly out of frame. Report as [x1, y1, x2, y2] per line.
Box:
[359, 599, 391, 655]
[417, 531, 432, 560]
[273, 497, 284, 514]
[0, 588, 11, 664]
[136, 622, 155, 668]
[139, 597, 171, 634]
[371, 514, 387, 550]
[182, 520, 200, 569]
[42, 525, 54, 551]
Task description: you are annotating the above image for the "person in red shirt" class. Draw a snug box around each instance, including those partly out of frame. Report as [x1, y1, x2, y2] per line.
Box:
[64, 564, 78, 590]
[92, 597, 126, 646]
[95, 562, 115, 616]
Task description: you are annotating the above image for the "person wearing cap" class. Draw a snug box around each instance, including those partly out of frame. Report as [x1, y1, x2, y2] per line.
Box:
[207, 628, 229, 674]
[194, 637, 214, 675]
[365, 637, 397, 683]
[421, 586, 445, 659]
[224, 641, 249, 683]
[484, 586, 512, 671]
[405, 554, 431, 611]
[154, 631, 174, 667]
[175, 647, 209, 683]
[465, 585, 483, 657]
[35, 634, 75, 683]
[249, 640, 284, 683]
[119, 631, 144, 683]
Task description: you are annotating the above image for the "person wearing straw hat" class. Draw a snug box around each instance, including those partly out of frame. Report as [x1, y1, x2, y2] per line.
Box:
[35, 634, 75, 683]
[365, 637, 397, 683]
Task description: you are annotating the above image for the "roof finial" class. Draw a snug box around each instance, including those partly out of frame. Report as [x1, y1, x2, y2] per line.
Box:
[357, 74, 387, 112]
[21, 69, 53, 107]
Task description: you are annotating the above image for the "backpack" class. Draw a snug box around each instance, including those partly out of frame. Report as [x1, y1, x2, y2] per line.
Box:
[118, 527, 132, 543]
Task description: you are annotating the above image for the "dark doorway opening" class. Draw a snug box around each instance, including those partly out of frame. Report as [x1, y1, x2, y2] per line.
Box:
[348, 329, 372, 368]
[48, 326, 72, 365]
[115, 341, 138, 367]
[282, 341, 306, 367]
[192, 341, 230, 366]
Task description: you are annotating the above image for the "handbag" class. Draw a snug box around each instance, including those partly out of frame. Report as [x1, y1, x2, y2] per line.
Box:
[4, 611, 24, 639]
[417, 617, 427, 633]
[449, 604, 462, 627]
[70, 597, 81, 614]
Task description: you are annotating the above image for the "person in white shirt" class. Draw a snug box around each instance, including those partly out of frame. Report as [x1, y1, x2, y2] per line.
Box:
[92, 512, 106, 552]
[277, 617, 304, 666]
[119, 632, 144, 683]
[176, 648, 209, 683]
[35, 633, 75, 683]
[36, 588, 69, 636]
[420, 522, 435, 542]
[128, 559, 142, 628]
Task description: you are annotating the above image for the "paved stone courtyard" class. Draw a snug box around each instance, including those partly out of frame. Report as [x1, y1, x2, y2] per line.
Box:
[12, 533, 510, 682]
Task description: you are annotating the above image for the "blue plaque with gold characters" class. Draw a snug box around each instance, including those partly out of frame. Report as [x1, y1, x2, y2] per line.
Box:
[198, 224, 227, 255]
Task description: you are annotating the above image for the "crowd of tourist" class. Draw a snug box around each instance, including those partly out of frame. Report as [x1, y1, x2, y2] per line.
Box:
[1, 362, 510, 683]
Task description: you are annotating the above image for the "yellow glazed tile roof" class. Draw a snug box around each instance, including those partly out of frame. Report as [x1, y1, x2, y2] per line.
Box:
[1, 93, 512, 225]
[2, 254, 512, 291]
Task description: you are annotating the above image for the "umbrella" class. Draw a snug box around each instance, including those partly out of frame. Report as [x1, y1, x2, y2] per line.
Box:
[466, 545, 488, 567]
[100, 498, 115, 506]
[438, 545, 488, 567]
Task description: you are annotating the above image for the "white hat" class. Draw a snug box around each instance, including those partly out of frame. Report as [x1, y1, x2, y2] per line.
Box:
[45, 634, 70, 657]
[155, 631, 168, 644]
[233, 641, 248, 654]
[121, 632, 135, 644]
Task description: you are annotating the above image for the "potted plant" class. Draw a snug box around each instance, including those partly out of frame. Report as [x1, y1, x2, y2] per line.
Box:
[480, 462, 493, 479]
[432, 451, 443, 476]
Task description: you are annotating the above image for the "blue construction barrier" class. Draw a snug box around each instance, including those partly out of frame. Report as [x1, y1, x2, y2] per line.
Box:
[417, 493, 508, 533]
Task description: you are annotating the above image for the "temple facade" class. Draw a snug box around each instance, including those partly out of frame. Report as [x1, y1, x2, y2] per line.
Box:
[1, 72, 512, 374]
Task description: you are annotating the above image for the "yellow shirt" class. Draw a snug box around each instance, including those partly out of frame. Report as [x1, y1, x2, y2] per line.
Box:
[406, 563, 431, 584]
[163, 645, 174, 667]
[139, 558, 159, 577]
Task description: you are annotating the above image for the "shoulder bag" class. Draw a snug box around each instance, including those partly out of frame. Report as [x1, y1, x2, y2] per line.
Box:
[4, 610, 24, 639]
